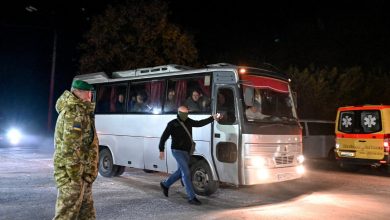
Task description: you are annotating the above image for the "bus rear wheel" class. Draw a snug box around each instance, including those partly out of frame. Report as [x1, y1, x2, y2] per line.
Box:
[190, 160, 219, 196]
[99, 148, 118, 177]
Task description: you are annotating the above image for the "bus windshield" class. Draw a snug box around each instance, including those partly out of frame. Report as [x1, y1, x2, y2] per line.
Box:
[241, 75, 296, 123]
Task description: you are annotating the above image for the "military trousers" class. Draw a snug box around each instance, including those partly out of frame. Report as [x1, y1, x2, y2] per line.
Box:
[53, 179, 95, 220]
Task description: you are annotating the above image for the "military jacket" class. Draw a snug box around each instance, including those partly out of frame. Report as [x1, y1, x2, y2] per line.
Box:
[53, 90, 99, 187]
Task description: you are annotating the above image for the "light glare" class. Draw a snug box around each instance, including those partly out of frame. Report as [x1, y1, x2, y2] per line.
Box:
[7, 128, 22, 145]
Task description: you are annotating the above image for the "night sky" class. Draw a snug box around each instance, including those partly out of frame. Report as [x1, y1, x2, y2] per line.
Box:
[0, 0, 388, 132]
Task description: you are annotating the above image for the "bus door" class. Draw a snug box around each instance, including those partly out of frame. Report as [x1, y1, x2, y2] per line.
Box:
[212, 86, 240, 185]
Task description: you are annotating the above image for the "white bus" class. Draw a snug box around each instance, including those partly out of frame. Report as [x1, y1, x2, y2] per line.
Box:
[75, 63, 305, 196]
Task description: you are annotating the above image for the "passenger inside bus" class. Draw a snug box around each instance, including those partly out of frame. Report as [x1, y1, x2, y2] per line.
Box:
[185, 89, 202, 112]
[132, 91, 150, 112]
[246, 105, 268, 120]
[217, 93, 227, 110]
[245, 90, 270, 120]
[216, 90, 236, 123]
[163, 89, 176, 112]
[115, 94, 125, 112]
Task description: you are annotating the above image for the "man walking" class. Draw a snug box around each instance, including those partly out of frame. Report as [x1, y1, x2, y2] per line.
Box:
[158, 106, 220, 205]
[53, 80, 99, 219]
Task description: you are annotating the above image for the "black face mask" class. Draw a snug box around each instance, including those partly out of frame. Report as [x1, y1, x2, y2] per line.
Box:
[178, 111, 188, 121]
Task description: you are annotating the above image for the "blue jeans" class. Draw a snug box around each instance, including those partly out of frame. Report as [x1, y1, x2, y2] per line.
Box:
[162, 149, 196, 200]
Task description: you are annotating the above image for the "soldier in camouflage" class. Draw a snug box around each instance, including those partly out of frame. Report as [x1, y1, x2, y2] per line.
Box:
[53, 80, 99, 220]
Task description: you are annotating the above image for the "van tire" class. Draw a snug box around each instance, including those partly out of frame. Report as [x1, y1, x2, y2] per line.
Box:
[327, 148, 336, 161]
[190, 160, 219, 196]
[338, 161, 359, 172]
[99, 149, 118, 177]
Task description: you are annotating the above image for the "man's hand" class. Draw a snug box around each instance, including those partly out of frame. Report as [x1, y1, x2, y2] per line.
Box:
[213, 113, 223, 121]
[159, 151, 165, 160]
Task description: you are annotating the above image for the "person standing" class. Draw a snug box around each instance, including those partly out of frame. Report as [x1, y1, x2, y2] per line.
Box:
[158, 106, 221, 205]
[53, 80, 99, 219]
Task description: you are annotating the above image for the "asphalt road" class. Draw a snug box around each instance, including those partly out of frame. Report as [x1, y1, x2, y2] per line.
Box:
[1, 136, 390, 220]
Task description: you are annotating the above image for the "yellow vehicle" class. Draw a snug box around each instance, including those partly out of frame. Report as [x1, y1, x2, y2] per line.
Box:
[335, 105, 390, 171]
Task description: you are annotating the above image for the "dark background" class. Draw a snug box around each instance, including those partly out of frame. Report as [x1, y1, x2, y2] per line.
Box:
[0, 0, 388, 132]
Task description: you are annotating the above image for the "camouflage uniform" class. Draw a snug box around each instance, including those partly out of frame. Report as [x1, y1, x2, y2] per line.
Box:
[53, 90, 99, 220]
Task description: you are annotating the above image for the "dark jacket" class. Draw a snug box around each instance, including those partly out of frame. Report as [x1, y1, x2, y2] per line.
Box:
[159, 115, 214, 152]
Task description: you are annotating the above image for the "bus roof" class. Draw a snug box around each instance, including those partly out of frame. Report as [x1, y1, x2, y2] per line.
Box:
[74, 63, 288, 84]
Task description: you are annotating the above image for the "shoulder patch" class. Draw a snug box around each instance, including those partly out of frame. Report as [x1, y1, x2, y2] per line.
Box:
[73, 122, 82, 131]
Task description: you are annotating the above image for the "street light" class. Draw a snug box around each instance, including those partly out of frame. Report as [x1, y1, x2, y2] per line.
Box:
[25, 6, 38, 12]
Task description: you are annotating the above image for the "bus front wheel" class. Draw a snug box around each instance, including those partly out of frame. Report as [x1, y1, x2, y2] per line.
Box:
[190, 160, 219, 196]
[99, 148, 118, 177]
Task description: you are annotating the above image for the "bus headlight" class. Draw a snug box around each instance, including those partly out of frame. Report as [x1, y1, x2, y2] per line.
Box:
[297, 155, 305, 164]
[245, 156, 268, 168]
[257, 168, 269, 179]
[7, 128, 22, 145]
[296, 165, 305, 174]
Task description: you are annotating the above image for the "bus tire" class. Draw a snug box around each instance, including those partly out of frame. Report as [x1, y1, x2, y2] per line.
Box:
[99, 148, 118, 177]
[114, 165, 126, 176]
[190, 160, 219, 196]
[143, 169, 156, 173]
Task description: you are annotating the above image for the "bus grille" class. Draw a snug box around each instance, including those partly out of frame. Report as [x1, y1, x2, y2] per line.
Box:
[274, 155, 294, 165]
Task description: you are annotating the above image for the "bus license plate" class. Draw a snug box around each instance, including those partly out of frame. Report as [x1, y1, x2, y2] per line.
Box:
[340, 151, 355, 157]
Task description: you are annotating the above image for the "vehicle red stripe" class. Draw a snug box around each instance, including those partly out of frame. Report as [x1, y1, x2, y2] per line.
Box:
[240, 75, 289, 93]
[336, 133, 384, 139]
[339, 106, 390, 111]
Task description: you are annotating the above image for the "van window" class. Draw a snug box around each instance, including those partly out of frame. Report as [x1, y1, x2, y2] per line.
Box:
[361, 111, 381, 133]
[339, 111, 354, 133]
[338, 110, 381, 133]
[307, 122, 334, 136]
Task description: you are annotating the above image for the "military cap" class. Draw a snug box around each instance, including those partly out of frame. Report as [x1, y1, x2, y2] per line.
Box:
[71, 80, 94, 91]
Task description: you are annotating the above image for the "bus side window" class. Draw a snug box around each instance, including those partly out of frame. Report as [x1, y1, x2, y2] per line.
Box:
[128, 81, 165, 114]
[166, 75, 212, 113]
[111, 85, 127, 113]
[95, 84, 127, 114]
[146, 80, 165, 113]
[96, 85, 110, 113]
[217, 88, 236, 125]
[129, 83, 148, 113]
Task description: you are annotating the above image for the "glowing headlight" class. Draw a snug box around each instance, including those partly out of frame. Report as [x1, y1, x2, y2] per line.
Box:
[245, 156, 268, 168]
[297, 155, 305, 164]
[7, 128, 22, 145]
[296, 165, 305, 174]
